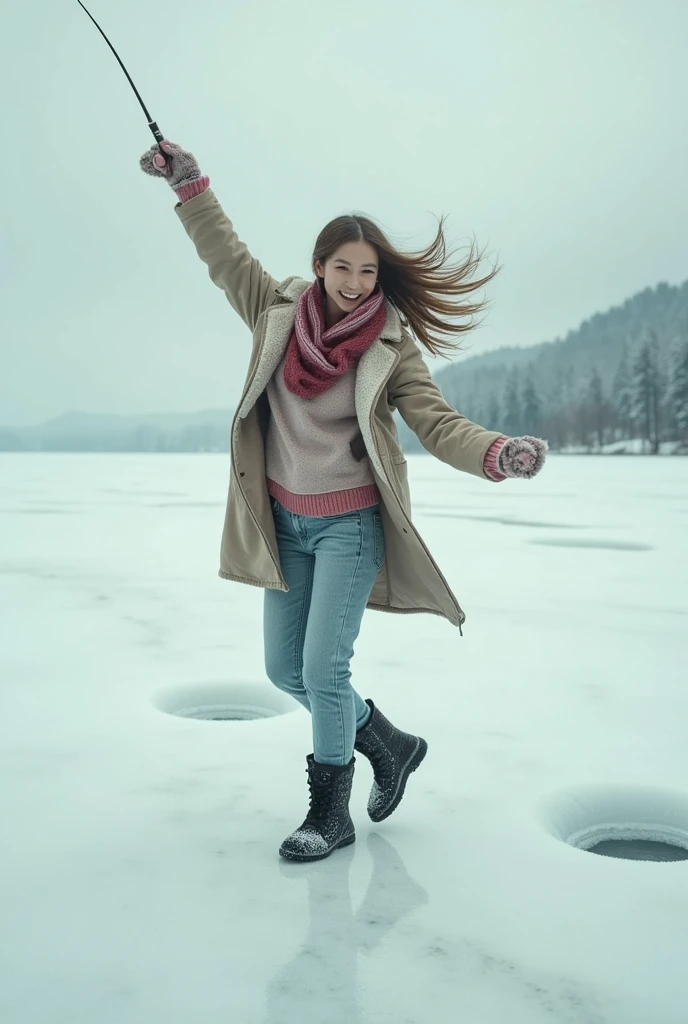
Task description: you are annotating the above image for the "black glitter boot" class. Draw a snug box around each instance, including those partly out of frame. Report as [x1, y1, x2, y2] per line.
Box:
[354, 699, 427, 822]
[279, 754, 357, 862]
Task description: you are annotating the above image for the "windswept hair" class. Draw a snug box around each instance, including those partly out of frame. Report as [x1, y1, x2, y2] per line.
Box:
[312, 213, 501, 358]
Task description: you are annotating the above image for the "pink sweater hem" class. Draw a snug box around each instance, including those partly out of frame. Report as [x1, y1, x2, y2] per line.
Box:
[267, 479, 380, 517]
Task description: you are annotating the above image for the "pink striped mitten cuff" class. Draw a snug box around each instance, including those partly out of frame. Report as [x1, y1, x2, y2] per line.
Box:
[174, 175, 211, 204]
[483, 436, 509, 481]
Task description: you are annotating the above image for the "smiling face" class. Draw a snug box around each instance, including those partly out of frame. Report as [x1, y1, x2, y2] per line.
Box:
[314, 240, 379, 327]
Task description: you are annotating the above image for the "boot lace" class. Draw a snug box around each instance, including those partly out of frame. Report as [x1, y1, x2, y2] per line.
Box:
[306, 769, 333, 822]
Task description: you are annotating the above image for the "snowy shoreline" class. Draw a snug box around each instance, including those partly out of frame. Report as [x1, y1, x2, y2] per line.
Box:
[556, 440, 687, 456]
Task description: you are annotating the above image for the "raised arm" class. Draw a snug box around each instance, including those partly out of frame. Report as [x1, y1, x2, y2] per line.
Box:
[140, 140, 279, 332]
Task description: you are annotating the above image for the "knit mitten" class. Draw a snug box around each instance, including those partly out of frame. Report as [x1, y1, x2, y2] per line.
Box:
[484, 435, 548, 480]
[139, 139, 210, 203]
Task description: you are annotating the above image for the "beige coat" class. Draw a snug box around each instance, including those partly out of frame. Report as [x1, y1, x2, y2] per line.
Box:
[175, 189, 504, 630]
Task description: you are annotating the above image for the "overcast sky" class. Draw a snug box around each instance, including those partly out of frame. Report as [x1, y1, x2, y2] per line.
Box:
[1, 0, 685, 426]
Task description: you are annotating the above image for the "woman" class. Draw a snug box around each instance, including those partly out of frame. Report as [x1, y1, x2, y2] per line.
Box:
[140, 140, 548, 863]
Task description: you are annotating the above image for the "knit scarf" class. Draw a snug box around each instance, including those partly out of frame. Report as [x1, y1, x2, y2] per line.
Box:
[283, 279, 387, 399]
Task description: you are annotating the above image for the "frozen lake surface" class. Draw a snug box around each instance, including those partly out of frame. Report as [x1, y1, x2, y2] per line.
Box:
[1, 452, 687, 1023]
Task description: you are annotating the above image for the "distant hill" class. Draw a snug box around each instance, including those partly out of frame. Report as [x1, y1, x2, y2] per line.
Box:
[2, 279, 687, 454]
[0, 409, 232, 452]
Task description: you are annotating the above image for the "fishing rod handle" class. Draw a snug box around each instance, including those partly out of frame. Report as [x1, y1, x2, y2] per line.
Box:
[148, 121, 172, 165]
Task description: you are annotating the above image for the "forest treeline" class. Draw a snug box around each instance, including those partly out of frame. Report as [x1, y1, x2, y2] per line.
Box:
[399, 280, 688, 454]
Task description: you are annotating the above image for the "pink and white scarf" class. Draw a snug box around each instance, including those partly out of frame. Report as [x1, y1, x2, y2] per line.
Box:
[283, 280, 387, 399]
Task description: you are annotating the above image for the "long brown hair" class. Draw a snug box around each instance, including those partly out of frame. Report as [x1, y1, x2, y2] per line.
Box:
[311, 213, 501, 358]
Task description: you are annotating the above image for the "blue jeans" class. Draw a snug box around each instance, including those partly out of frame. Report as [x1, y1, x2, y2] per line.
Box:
[263, 498, 386, 766]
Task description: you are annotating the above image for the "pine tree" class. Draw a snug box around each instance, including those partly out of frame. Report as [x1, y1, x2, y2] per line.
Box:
[631, 333, 661, 453]
[547, 370, 568, 450]
[521, 373, 542, 436]
[612, 345, 633, 441]
[503, 370, 522, 437]
[668, 336, 688, 438]
[487, 393, 501, 432]
[586, 367, 606, 449]
[649, 329, 665, 450]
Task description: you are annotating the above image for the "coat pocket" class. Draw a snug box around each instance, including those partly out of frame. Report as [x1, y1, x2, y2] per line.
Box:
[382, 452, 411, 509]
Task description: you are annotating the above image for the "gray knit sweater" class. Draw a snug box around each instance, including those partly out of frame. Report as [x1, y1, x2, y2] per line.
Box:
[265, 350, 380, 516]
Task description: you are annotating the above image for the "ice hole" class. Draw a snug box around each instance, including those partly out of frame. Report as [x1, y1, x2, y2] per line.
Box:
[539, 785, 688, 864]
[152, 682, 297, 721]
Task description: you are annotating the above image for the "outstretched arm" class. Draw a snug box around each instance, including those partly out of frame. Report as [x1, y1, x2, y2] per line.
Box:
[141, 140, 280, 332]
[388, 333, 505, 479]
[389, 333, 548, 480]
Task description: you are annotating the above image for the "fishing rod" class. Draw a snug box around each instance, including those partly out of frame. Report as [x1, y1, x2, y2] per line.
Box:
[76, 0, 171, 166]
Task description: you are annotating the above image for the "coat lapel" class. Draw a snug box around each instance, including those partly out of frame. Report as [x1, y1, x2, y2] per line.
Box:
[355, 340, 398, 477]
[236, 277, 403, 478]
[236, 301, 296, 421]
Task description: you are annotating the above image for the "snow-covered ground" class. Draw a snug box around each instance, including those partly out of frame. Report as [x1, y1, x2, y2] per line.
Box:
[1, 452, 687, 1024]
[560, 438, 687, 455]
